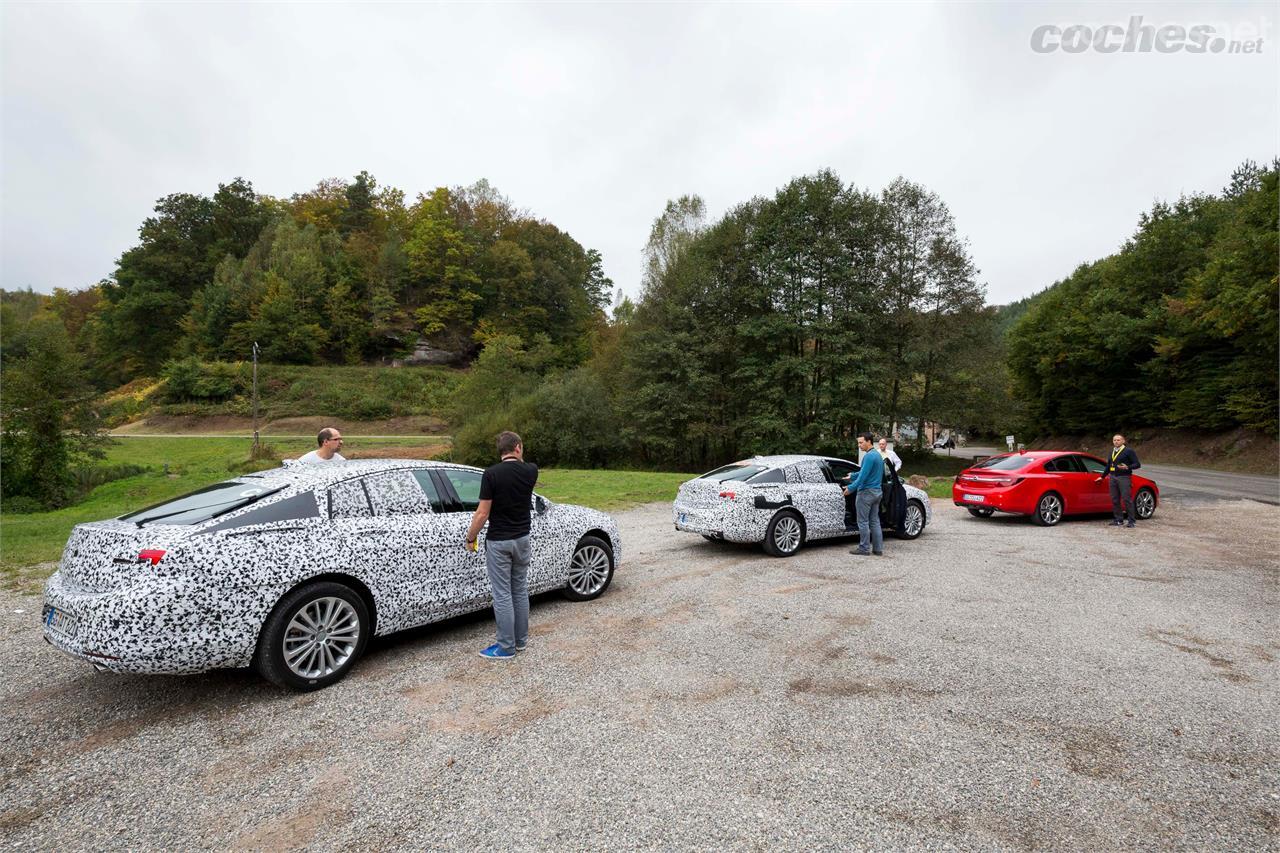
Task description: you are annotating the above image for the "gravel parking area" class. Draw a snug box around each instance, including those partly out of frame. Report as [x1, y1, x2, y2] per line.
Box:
[2, 498, 1277, 850]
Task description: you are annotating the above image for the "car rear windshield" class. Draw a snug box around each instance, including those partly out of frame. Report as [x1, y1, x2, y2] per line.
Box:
[970, 455, 1034, 472]
[699, 464, 770, 483]
[120, 481, 284, 527]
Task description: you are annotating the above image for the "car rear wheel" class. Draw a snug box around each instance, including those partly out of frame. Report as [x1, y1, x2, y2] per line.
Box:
[967, 506, 995, 518]
[763, 511, 804, 557]
[1135, 487, 1156, 520]
[563, 535, 614, 601]
[1033, 492, 1064, 526]
[256, 581, 369, 692]
[895, 500, 926, 540]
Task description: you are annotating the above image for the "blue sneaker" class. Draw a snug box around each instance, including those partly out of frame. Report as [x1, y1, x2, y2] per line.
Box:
[479, 643, 515, 660]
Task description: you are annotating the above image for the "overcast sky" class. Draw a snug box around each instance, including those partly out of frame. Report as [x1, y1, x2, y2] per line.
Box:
[2, 2, 1276, 306]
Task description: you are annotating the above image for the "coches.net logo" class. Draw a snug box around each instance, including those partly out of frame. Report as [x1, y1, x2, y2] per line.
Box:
[1031, 15, 1268, 54]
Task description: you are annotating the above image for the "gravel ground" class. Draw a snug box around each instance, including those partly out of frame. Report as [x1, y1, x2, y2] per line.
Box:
[2, 497, 1277, 850]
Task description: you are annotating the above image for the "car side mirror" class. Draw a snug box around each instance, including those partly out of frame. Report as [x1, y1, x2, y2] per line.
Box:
[534, 495, 548, 515]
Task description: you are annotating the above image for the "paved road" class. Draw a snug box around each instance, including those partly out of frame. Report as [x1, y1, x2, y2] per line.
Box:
[932, 448, 1279, 506]
[2, 501, 1276, 849]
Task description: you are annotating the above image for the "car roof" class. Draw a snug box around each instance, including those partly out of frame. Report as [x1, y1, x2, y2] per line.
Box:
[239, 459, 478, 489]
[744, 454, 855, 468]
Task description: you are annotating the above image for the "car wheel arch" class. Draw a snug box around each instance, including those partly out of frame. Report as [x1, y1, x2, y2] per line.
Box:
[271, 572, 378, 636]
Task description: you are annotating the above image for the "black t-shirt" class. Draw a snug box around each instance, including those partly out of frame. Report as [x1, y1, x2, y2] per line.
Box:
[479, 459, 539, 541]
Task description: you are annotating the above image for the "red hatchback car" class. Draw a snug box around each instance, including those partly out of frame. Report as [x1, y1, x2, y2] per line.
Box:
[952, 450, 1159, 526]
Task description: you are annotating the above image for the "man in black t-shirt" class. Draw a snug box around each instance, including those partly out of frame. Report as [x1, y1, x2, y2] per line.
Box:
[465, 430, 539, 659]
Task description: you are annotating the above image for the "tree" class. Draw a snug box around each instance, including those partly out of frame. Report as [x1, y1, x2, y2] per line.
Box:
[1, 313, 106, 509]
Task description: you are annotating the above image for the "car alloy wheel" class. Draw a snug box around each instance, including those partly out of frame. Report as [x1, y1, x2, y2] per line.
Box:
[1035, 493, 1063, 526]
[1135, 488, 1156, 519]
[896, 501, 925, 540]
[283, 596, 361, 680]
[764, 512, 803, 557]
[568, 543, 611, 597]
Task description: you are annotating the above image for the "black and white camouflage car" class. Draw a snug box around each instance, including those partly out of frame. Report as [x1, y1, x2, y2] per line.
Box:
[41, 460, 620, 690]
[673, 454, 931, 557]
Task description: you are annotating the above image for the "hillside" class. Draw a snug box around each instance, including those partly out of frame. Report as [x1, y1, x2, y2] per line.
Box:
[97, 363, 462, 432]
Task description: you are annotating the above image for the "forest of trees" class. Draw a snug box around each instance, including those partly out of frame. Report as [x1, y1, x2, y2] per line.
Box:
[3, 160, 1275, 508]
[1008, 159, 1278, 437]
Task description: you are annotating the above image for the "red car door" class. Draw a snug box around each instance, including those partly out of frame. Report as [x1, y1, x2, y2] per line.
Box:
[1074, 455, 1112, 512]
[1046, 456, 1093, 515]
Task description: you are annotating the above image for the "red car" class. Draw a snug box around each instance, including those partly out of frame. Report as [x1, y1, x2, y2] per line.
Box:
[952, 450, 1159, 526]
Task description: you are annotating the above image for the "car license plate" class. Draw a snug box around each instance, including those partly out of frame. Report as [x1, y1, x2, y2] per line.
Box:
[963, 494, 984, 503]
[42, 605, 80, 638]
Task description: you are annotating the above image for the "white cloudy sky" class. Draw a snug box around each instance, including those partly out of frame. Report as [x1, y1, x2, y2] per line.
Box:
[2, 2, 1276, 305]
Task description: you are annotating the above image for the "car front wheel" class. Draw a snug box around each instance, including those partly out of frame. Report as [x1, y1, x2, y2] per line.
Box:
[1033, 492, 1064, 526]
[895, 500, 927, 540]
[1135, 488, 1157, 520]
[967, 506, 995, 518]
[563, 535, 614, 601]
[762, 510, 804, 557]
[256, 581, 370, 691]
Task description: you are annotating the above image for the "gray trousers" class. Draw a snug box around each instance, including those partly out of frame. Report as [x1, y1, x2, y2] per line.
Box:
[485, 535, 531, 652]
[855, 488, 884, 554]
[1109, 475, 1135, 522]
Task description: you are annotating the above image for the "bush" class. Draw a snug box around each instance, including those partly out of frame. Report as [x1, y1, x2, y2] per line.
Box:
[160, 358, 246, 402]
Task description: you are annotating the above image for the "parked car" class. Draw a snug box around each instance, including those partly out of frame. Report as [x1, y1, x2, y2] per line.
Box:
[41, 460, 621, 690]
[952, 450, 1159, 526]
[932, 435, 956, 449]
[673, 454, 931, 557]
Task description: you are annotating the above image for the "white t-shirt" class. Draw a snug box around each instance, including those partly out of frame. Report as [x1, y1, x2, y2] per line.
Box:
[299, 450, 346, 463]
[881, 447, 902, 471]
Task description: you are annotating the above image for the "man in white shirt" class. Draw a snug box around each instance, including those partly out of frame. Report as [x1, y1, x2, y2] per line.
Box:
[878, 438, 902, 472]
[299, 427, 346, 463]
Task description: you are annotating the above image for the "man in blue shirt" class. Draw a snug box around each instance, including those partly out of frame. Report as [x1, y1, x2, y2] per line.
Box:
[846, 432, 884, 556]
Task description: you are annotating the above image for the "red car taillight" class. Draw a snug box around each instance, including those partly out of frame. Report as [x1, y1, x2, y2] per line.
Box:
[992, 477, 1023, 488]
[718, 491, 736, 500]
[137, 549, 166, 565]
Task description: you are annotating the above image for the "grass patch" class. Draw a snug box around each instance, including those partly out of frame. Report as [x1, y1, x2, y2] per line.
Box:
[535, 469, 697, 513]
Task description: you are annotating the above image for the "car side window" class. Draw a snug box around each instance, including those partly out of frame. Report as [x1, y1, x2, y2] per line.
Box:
[365, 470, 432, 516]
[205, 490, 320, 532]
[1042, 458, 1062, 473]
[328, 479, 372, 519]
[1076, 456, 1106, 475]
[825, 460, 857, 484]
[411, 470, 446, 512]
[442, 469, 483, 512]
[748, 468, 787, 484]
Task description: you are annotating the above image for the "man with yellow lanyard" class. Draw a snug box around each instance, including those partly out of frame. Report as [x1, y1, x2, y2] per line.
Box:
[1101, 433, 1141, 527]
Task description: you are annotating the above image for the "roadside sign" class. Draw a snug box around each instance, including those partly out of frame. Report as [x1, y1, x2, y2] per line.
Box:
[1006, 435, 1015, 450]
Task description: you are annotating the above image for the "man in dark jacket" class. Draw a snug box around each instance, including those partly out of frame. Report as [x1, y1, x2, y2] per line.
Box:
[1101, 433, 1141, 527]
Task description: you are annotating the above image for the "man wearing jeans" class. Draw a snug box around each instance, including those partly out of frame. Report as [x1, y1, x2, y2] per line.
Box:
[846, 432, 884, 556]
[465, 431, 539, 659]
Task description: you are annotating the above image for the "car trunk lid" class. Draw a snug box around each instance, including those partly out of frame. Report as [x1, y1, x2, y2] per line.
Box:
[57, 521, 187, 594]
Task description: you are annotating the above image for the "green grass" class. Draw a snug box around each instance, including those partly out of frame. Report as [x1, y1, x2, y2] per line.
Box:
[0, 436, 694, 592]
[535, 469, 697, 513]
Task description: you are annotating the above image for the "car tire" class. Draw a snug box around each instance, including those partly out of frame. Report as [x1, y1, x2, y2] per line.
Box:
[1032, 492, 1064, 527]
[895, 500, 927, 540]
[762, 510, 804, 557]
[255, 581, 370, 692]
[563, 535, 614, 601]
[701, 534, 721, 543]
[1134, 487, 1157, 520]
[967, 506, 994, 518]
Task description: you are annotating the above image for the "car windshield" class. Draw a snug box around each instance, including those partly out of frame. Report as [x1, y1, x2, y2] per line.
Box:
[699, 463, 769, 483]
[120, 481, 284, 527]
[970, 455, 1035, 472]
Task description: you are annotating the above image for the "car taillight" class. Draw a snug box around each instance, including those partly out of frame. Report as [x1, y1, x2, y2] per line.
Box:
[993, 477, 1024, 488]
[718, 491, 736, 500]
[137, 549, 166, 565]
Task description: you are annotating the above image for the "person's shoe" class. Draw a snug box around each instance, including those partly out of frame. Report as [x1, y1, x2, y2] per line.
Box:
[1126, 520, 1136, 528]
[515, 640, 528, 652]
[873, 551, 884, 556]
[479, 643, 515, 660]
[849, 549, 871, 556]
[1111, 519, 1123, 526]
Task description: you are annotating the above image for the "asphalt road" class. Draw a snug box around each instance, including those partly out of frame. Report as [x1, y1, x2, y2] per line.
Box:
[2, 498, 1277, 849]
[932, 447, 1279, 506]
